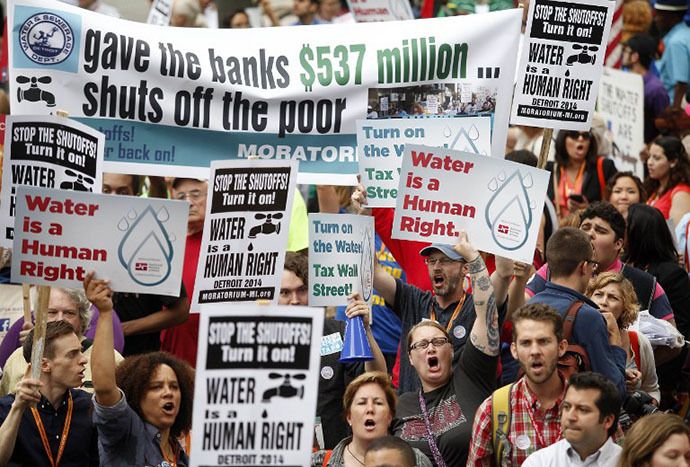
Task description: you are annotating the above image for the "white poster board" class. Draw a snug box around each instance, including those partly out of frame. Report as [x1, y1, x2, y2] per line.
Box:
[11, 186, 188, 296]
[0, 115, 105, 247]
[597, 67, 644, 177]
[357, 117, 491, 207]
[190, 305, 323, 467]
[191, 160, 297, 310]
[511, 0, 614, 130]
[392, 144, 550, 262]
[308, 213, 375, 307]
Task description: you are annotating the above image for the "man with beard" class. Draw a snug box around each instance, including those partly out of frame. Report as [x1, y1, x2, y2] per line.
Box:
[373, 243, 513, 394]
[468, 303, 568, 466]
[522, 372, 622, 466]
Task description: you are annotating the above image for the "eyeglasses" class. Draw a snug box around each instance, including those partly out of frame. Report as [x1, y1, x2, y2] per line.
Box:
[565, 131, 591, 140]
[409, 337, 450, 351]
[175, 190, 206, 201]
[424, 257, 459, 267]
[586, 259, 600, 272]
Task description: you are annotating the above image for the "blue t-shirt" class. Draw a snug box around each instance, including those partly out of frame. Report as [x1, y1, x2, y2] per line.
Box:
[657, 22, 690, 102]
[336, 234, 404, 354]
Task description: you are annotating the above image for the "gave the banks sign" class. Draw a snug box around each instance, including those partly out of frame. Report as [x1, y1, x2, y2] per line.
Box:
[8, 0, 521, 183]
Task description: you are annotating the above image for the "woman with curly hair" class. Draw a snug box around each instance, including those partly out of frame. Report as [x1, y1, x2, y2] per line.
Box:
[618, 413, 690, 466]
[586, 272, 659, 403]
[85, 272, 194, 467]
[645, 136, 690, 227]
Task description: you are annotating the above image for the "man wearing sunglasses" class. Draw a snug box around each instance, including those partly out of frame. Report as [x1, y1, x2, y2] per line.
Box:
[526, 227, 627, 397]
[373, 240, 514, 395]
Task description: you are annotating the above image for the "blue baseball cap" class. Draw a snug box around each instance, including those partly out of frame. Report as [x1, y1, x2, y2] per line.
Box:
[419, 243, 466, 261]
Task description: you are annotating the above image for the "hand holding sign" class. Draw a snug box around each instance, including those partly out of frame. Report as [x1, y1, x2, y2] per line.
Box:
[452, 231, 480, 263]
[13, 365, 42, 411]
[83, 271, 113, 313]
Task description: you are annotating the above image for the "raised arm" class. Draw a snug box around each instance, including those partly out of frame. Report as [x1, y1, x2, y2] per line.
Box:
[453, 232, 500, 356]
[84, 272, 121, 407]
[344, 293, 386, 374]
[490, 254, 514, 308]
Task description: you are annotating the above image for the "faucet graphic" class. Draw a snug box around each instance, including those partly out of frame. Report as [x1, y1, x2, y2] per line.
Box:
[60, 169, 94, 192]
[262, 373, 306, 402]
[16, 76, 56, 107]
[248, 213, 283, 238]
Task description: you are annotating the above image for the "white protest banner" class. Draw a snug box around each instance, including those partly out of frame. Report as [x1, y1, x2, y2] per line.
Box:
[346, 0, 414, 22]
[191, 160, 297, 310]
[11, 186, 188, 296]
[308, 213, 374, 307]
[147, 0, 173, 26]
[511, 0, 614, 130]
[0, 115, 105, 247]
[7, 0, 520, 184]
[392, 144, 550, 262]
[357, 116, 491, 207]
[597, 67, 644, 177]
[191, 304, 323, 467]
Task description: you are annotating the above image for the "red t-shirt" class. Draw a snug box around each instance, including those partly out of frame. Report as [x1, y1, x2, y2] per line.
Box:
[160, 230, 202, 367]
[647, 183, 690, 220]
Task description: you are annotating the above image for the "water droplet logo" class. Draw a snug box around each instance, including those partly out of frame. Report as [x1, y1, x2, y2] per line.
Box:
[360, 227, 374, 302]
[485, 171, 534, 250]
[468, 124, 479, 141]
[118, 206, 175, 286]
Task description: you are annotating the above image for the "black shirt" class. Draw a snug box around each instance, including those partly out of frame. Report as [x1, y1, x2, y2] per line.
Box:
[317, 318, 363, 449]
[0, 388, 98, 466]
[112, 283, 187, 356]
[391, 342, 498, 467]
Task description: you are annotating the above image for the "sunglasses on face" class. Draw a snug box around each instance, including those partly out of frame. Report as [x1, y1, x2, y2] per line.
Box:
[565, 131, 592, 140]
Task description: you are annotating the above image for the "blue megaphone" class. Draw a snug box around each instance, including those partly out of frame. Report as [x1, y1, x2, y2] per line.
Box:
[339, 315, 374, 363]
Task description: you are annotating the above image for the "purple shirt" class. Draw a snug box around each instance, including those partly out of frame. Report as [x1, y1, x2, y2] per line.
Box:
[0, 306, 125, 367]
[643, 69, 670, 143]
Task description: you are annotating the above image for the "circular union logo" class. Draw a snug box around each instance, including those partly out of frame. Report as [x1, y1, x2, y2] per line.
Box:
[20, 13, 74, 65]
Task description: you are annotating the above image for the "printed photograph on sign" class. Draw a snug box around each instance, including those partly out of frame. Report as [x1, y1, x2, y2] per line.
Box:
[367, 83, 498, 118]
[190, 305, 324, 467]
[510, 0, 614, 130]
[0, 115, 105, 247]
[191, 160, 297, 309]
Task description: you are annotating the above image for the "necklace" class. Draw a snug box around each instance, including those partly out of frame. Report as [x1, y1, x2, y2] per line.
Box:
[346, 443, 365, 465]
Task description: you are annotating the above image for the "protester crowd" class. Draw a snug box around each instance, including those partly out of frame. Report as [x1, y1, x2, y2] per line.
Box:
[1, 0, 690, 465]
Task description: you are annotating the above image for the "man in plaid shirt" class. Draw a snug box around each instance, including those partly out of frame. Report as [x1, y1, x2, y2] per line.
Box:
[467, 303, 568, 466]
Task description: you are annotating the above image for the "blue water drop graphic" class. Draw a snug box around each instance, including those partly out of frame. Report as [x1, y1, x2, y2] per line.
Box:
[488, 178, 498, 191]
[498, 171, 506, 182]
[118, 218, 129, 231]
[127, 209, 137, 220]
[157, 206, 169, 222]
[484, 171, 533, 251]
[468, 124, 479, 140]
[523, 173, 534, 188]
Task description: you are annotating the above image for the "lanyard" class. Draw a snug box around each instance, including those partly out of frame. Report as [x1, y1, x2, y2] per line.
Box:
[521, 390, 561, 449]
[429, 292, 466, 332]
[560, 162, 586, 200]
[418, 391, 447, 467]
[31, 391, 73, 467]
[161, 438, 179, 467]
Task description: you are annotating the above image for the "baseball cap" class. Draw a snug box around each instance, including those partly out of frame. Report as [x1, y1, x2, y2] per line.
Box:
[654, 0, 687, 12]
[419, 243, 466, 261]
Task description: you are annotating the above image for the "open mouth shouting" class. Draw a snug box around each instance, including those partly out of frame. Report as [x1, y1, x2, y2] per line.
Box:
[364, 418, 376, 431]
[427, 356, 440, 372]
[162, 402, 176, 417]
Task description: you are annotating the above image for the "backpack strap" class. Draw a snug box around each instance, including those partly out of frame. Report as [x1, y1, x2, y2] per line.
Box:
[563, 301, 584, 341]
[322, 450, 333, 467]
[597, 157, 606, 201]
[629, 330, 641, 371]
[491, 383, 514, 467]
